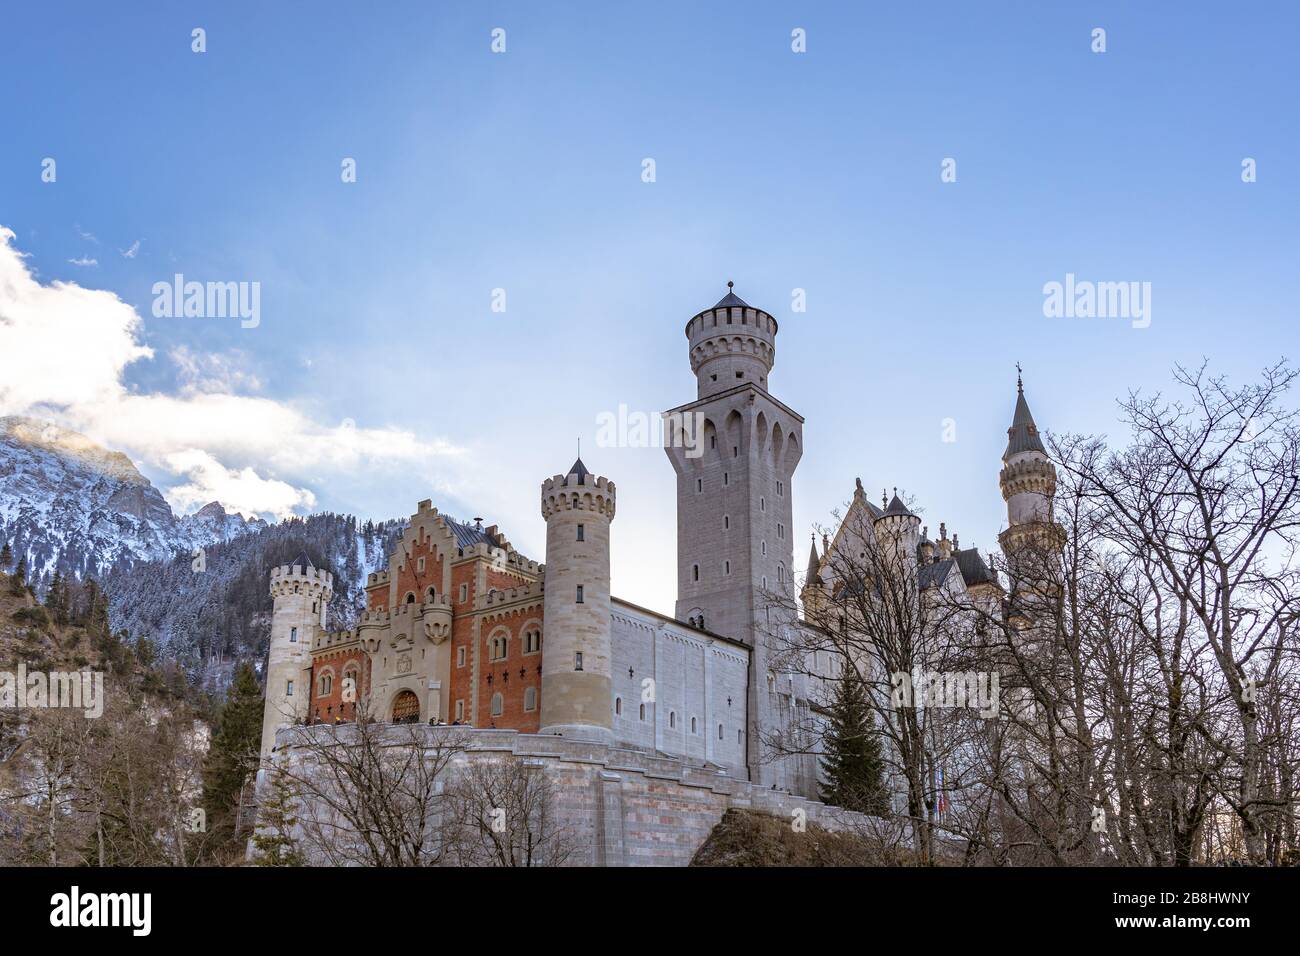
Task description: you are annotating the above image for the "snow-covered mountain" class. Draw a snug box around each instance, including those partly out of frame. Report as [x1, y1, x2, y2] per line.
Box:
[0, 416, 265, 583]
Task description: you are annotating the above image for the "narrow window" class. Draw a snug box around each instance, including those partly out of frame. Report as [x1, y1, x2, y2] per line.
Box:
[724, 560, 730, 575]
[290, 627, 298, 643]
[718, 724, 724, 740]
[723, 515, 730, 530]
[670, 711, 677, 728]
[777, 481, 784, 496]
[696, 478, 702, 493]
[615, 697, 623, 716]
[459, 583, 468, 602]
[762, 540, 767, 556]
[760, 497, 765, 512]
[710, 435, 717, 449]
[732, 445, 738, 457]
[723, 472, 729, 486]
[576, 585, 584, 603]
[639, 703, 646, 720]
[778, 523, 784, 539]
[490, 693, 504, 717]
[576, 523, 584, 541]
[455, 699, 465, 720]
[524, 687, 537, 712]
[457, 646, 466, 667]
[286, 680, 294, 697]
[692, 564, 699, 582]
[691, 717, 698, 734]
[575, 652, 583, 671]
[738, 729, 743, 745]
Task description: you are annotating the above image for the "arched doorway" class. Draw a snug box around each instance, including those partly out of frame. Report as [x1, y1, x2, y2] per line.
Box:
[391, 690, 420, 724]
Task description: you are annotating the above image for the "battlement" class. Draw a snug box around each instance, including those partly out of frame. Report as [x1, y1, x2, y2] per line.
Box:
[270, 563, 334, 597]
[312, 629, 360, 652]
[475, 581, 542, 610]
[541, 473, 617, 519]
[366, 569, 390, 588]
[999, 457, 1058, 499]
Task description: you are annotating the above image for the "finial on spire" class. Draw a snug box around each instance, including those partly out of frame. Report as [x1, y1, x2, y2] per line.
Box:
[1016, 362, 1023, 393]
[727, 280, 734, 291]
[855, 477, 863, 495]
[882, 489, 887, 507]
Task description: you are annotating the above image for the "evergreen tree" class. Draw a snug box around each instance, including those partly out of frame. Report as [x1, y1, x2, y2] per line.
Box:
[200, 663, 265, 852]
[0, 542, 12, 571]
[250, 770, 305, 866]
[819, 672, 888, 815]
[9, 558, 27, 596]
[45, 570, 70, 624]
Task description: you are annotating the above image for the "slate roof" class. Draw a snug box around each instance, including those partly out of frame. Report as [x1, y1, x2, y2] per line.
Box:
[445, 517, 495, 551]
[919, 558, 955, 589]
[954, 547, 998, 587]
[1004, 386, 1047, 459]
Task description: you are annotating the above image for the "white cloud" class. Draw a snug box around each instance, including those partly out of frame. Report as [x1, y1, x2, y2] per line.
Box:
[120, 239, 142, 259]
[74, 225, 98, 244]
[67, 256, 98, 267]
[0, 225, 463, 520]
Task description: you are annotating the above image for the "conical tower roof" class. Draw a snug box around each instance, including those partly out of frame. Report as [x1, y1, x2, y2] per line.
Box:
[567, 458, 591, 483]
[805, 535, 822, 584]
[1004, 378, 1047, 460]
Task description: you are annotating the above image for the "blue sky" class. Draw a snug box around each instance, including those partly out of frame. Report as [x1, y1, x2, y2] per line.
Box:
[2, 1, 1297, 613]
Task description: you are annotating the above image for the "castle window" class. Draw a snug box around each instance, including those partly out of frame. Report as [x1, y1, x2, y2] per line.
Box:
[692, 564, 699, 582]
[738, 729, 743, 745]
[639, 703, 646, 721]
[718, 724, 724, 740]
[574, 652, 583, 671]
[723, 472, 729, 486]
[319, 674, 333, 697]
[290, 627, 298, 643]
[710, 435, 717, 449]
[576, 585, 584, 603]
[760, 497, 765, 512]
[455, 699, 465, 721]
[286, 680, 294, 696]
[778, 563, 786, 585]
[490, 693, 504, 717]
[777, 481, 784, 496]
[724, 515, 729, 530]
[762, 576, 767, 589]
[691, 717, 698, 734]
[710, 374, 717, 381]
[459, 583, 469, 602]
[778, 523, 784, 539]
[615, 697, 622, 716]
[670, 711, 677, 728]
[696, 478, 703, 493]
[735, 371, 743, 379]
[406, 592, 416, 604]
[733, 445, 738, 456]
[457, 646, 467, 667]
[525, 630, 541, 654]
[762, 540, 767, 556]
[489, 635, 508, 661]
[417, 557, 425, 572]
[524, 687, 537, 712]
[427, 586, 437, 602]
[724, 560, 730, 574]
[576, 523, 584, 541]
[312, 602, 316, 613]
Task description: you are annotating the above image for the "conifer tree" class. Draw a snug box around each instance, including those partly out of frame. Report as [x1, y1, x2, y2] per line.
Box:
[819, 672, 888, 815]
[250, 770, 305, 866]
[45, 570, 69, 624]
[201, 663, 265, 852]
[0, 542, 12, 571]
[9, 558, 27, 595]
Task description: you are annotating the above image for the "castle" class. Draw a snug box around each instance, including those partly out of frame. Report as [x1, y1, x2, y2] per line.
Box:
[258, 284, 1061, 810]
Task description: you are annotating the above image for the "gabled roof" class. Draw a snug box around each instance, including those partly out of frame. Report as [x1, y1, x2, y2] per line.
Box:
[954, 548, 998, 588]
[919, 559, 955, 589]
[445, 517, 495, 551]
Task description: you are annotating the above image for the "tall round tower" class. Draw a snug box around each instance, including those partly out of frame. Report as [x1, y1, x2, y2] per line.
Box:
[997, 376, 1065, 600]
[260, 556, 333, 758]
[686, 281, 778, 399]
[539, 459, 616, 743]
[873, 492, 921, 579]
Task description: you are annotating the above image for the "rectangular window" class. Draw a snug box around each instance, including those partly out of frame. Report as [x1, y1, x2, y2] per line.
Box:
[693, 564, 699, 582]
[455, 700, 465, 720]
[457, 646, 466, 667]
[723, 515, 729, 529]
[459, 583, 468, 603]
[286, 680, 294, 697]
[417, 556, 425, 572]
[575, 652, 583, 671]
[778, 523, 784, 539]
[576, 585, 584, 603]
[723, 472, 729, 486]
[290, 627, 297, 643]
[724, 560, 731, 574]
[576, 523, 584, 541]
[777, 481, 784, 496]
[696, 478, 702, 493]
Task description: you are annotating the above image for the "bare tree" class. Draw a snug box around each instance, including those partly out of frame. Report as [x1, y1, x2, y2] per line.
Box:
[443, 756, 577, 867]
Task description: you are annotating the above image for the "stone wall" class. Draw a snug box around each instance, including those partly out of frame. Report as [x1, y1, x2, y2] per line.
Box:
[271, 724, 877, 867]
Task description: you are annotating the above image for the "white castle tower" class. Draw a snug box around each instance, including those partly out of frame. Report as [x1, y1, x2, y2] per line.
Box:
[873, 491, 921, 579]
[664, 283, 804, 788]
[998, 373, 1065, 611]
[259, 556, 333, 758]
[539, 459, 616, 743]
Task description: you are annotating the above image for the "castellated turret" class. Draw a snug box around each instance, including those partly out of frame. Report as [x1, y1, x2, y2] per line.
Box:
[997, 378, 1065, 599]
[539, 459, 616, 743]
[686, 281, 778, 400]
[873, 492, 921, 579]
[260, 557, 333, 758]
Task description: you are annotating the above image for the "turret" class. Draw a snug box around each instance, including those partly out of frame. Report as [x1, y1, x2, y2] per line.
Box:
[872, 489, 921, 577]
[260, 555, 333, 757]
[997, 373, 1065, 598]
[539, 459, 616, 743]
[685, 281, 778, 400]
[800, 534, 825, 618]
